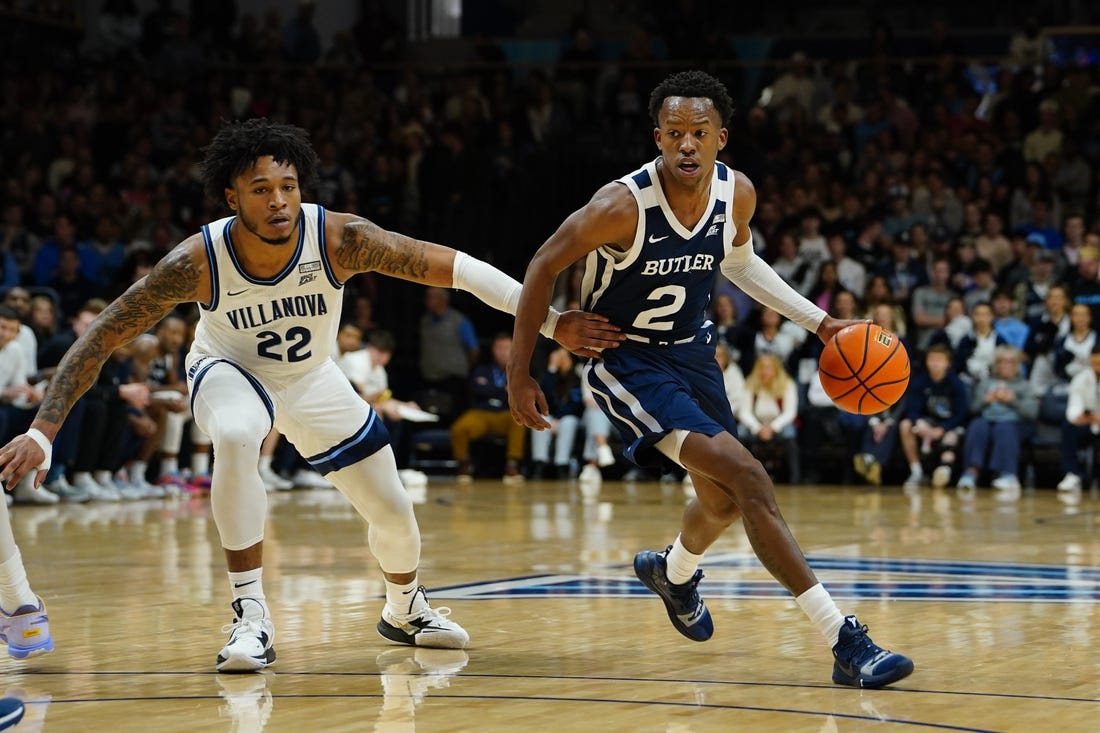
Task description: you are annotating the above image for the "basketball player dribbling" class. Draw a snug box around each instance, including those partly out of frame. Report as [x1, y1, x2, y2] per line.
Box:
[0, 119, 622, 672]
[507, 71, 914, 687]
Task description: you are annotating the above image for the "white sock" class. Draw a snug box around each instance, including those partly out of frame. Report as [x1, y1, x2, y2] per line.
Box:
[909, 462, 922, 476]
[665, 534, 704, 585]
[796, 583, 846, 648]
[192, 452, 210, 476]
[259, 455, 273, 472]
[92, 470, 113, 486]
[0, 551, 39, 613]
[161, 457, 179, 476]
[228, 568, 267, 619]
[386, 577, 427, 616]
[131, 461, 148, 483]
[73, 471, 93, 484]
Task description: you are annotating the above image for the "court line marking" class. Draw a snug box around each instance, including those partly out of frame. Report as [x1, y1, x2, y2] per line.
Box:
[13, 693, 1002, 731]
[15, 670, 1100, 705]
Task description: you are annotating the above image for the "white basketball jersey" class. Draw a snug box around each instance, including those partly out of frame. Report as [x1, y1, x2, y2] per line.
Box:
[191, 203, 344, 379]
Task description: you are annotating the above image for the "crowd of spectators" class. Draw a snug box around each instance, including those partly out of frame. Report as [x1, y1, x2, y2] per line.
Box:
[1, 1, 1099, 498]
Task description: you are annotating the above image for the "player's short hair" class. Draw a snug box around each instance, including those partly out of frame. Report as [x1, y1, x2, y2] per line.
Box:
[198, 118, 320, 203]
[649, 70, 735, 127]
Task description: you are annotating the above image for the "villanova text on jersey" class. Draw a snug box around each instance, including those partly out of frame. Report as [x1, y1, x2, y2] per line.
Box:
[224, 293, 329, 330]
[191, 203, 344, 376]
[580, 160, 735, 342]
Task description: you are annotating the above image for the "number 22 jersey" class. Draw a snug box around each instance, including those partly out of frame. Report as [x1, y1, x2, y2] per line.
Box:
[190, 203, 344, 379]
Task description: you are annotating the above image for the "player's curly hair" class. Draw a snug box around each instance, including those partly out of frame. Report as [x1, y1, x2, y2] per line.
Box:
[648, 70, 735, 127]
[198, 118, 320, 203]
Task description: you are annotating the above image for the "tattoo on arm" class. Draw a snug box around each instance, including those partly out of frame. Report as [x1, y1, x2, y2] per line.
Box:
[336, 220, 430, 279]
[36, 247, 200, 427]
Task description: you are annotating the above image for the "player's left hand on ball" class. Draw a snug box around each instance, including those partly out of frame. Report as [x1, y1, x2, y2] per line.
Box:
[816, 316, 871, 344]
[555, 311, 625, 359]
[507, 376, 552, 430]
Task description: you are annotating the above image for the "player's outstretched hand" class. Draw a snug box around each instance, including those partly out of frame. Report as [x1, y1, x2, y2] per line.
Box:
[816, 316, 871, 345]
[554, 311, 625, 359]
[0, 434, 48, 492]
[508, 375, 552, 430]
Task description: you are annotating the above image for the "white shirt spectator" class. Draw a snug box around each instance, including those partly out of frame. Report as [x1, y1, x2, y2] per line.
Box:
[723, 363, 745, 414]
[0, 340, 29, 392]
[334, 347, 387, 401]
[1065, 366, 1100, 424]
[738, 379, 798, 433]
[14, 325, 36, 379]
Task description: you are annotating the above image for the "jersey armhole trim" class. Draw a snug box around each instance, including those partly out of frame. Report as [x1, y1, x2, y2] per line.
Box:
[199, 224, 219, 311]
[317, 206, 345, 289]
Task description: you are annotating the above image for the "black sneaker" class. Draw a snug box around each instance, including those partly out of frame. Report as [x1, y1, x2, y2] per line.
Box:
[831, 615, 914, 688]
[633, 547, 713, 642]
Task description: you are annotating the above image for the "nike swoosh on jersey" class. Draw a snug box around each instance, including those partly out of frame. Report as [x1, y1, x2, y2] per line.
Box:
[648, 234, 669, 243]
[227, 289, 249, 296]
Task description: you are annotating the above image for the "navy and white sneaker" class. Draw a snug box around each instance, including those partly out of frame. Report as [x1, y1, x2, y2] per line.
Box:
[377, 586, 469, 649]
[216, 598, 276, 673]
[831, 615, 914, 688]
[0, 698, 24, 732]
[633, 547, 713, 642]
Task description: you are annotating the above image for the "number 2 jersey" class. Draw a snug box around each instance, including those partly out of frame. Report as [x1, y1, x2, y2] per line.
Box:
[580, 159, 737, 343]
[190, 203, 343, 379]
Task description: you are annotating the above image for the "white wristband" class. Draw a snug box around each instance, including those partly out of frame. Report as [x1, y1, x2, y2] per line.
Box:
[539, 309, 561, 339]
[24, 429, 52, 471]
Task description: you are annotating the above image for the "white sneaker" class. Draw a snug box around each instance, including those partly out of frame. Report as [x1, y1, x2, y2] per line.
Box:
[902, 471, 923, 489]
[930, 465, 952, 489]
[46, 475, 91, 503]
[578, 464, 602, 486]
[596, 444, 616, 467]
[1058, 473, 1083, 491]
[217, 598, 276, 672]
[12, 475, 59, 505]
[376, 586, 469, 649]
[258, 464, 293, 492]
[292, 469, 332, 490]
[74, 473, 120, 502]
[98, 471, 146, 500]
[131, 471, 171, 498]
[992, 474, 1021, 491]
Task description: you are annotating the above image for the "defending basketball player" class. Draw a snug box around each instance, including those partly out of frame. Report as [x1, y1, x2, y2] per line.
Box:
[507, 71, 914, 687]
[0, 119, 622, 672]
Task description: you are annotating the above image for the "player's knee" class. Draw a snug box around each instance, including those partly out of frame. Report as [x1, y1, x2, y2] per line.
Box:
[211, 423, 265, 460]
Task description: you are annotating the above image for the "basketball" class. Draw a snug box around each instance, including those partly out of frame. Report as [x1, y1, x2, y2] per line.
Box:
[818, 323, 910, 415]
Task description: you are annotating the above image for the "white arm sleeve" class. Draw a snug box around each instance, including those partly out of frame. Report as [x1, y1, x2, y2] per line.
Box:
[719, 235, 828, 334]
[451, 252, 560, 338]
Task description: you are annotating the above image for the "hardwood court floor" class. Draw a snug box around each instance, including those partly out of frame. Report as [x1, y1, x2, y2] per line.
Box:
[4, 478, 1100, 732]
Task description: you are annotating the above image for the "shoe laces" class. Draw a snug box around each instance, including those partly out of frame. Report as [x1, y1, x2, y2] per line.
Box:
[666, 569, 705, 608]
[222, 614, 265, 638]
[839, 621, 890, 666]
[396, 585, 454, 624]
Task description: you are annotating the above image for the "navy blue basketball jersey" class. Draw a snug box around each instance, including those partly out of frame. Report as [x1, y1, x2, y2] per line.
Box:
[580, 160, 736, 342]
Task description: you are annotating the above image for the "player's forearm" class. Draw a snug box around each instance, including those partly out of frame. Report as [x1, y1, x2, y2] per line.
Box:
[508, 265, 557, 380]
[451, 252, 560, 337]
[720, 243, 826, 333]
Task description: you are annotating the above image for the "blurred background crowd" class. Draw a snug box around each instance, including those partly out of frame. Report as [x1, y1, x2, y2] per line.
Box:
[1, 0, 1099, 501]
